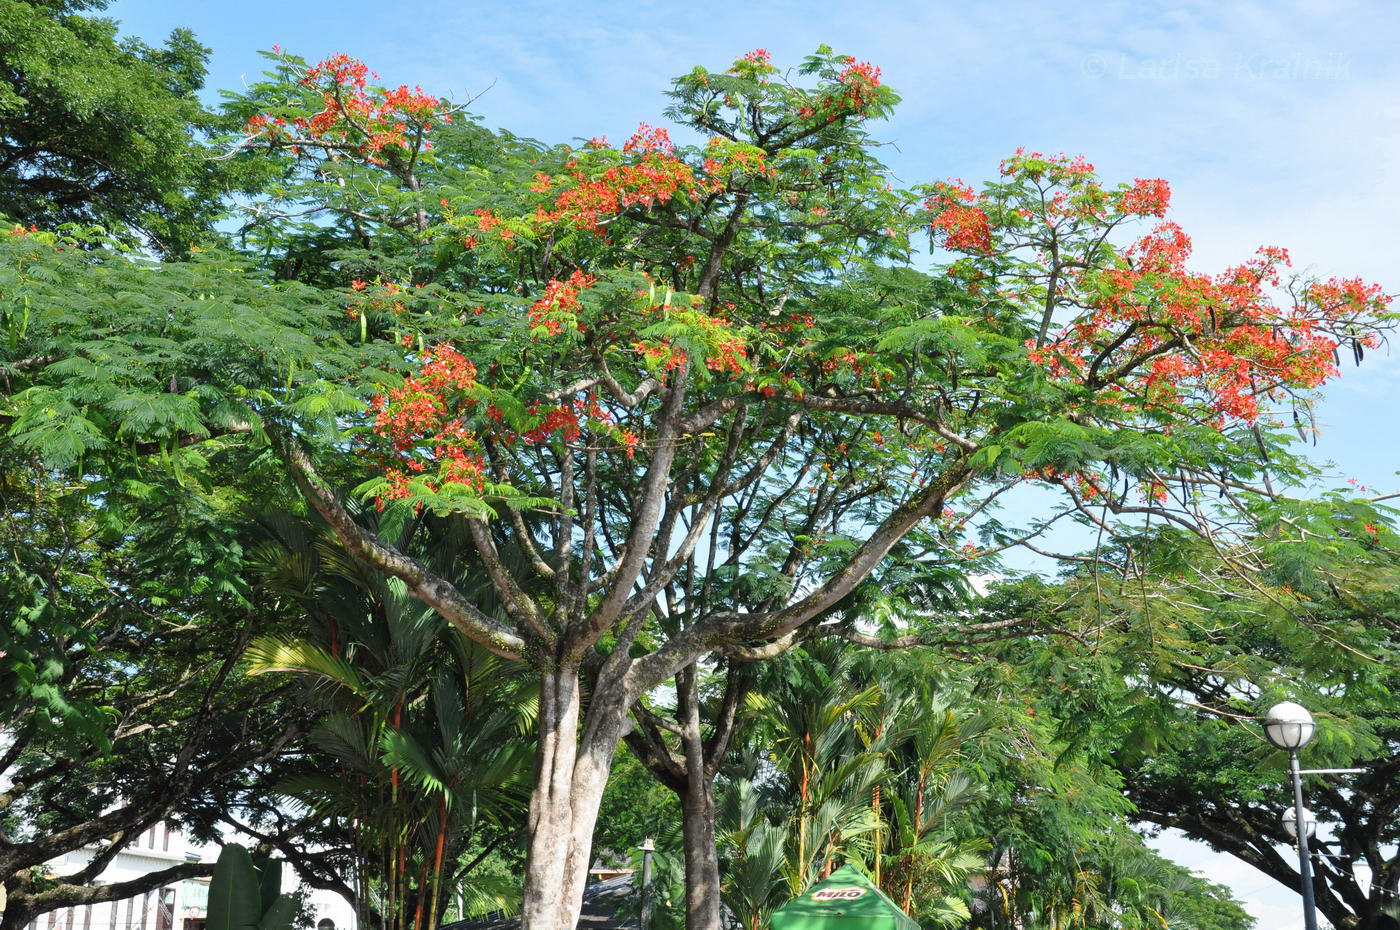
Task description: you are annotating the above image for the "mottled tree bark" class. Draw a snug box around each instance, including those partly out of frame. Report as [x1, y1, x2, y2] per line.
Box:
[520, 666, 634, 929]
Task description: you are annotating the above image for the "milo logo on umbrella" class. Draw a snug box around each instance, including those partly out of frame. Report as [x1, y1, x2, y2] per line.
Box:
[811, 886, 869, 901]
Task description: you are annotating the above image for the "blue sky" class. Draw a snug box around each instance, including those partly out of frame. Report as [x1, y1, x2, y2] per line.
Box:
[110, 1, 1400, 924]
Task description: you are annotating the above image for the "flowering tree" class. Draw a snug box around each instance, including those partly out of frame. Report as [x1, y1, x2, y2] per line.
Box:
[220, 47, 1393, 928]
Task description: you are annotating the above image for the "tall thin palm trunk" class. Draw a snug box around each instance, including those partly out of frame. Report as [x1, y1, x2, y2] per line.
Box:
[425, 794, 448, 930]
[411, 855, 429, 930]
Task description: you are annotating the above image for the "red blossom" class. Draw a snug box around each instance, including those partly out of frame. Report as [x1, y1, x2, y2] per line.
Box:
[623, 123, 674, 155]
[537, 126, 707, 231]
[729, 48, 776, 77]
[1023, 212, 1390, 425]
[834, 57, 882, 112]
[1000, 149, 1095, 179]
[243, 53, 451, 166]
[1118, 178, 1171, 217]
[706, 336, 748, 374]
[926, 180, 992, 252]
[527, 270, 596, 337]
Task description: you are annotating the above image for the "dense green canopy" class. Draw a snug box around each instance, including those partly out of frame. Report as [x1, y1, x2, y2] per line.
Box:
[0, 0, 224, 254]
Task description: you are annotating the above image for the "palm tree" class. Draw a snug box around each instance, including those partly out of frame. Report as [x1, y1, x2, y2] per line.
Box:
[245, 507, 535, 930]
[718, 644, 986, 928]
[715, 758, 795, 930]
[874, 693, 985, 922]
[741, 644, 887, 894]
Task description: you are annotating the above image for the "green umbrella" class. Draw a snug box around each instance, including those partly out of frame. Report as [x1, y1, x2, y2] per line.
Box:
[769, 864, 922, 929]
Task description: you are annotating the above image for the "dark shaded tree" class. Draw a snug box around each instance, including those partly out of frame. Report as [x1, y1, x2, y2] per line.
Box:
[0, 0, 224, 254]
[978, 501, 1400, 930]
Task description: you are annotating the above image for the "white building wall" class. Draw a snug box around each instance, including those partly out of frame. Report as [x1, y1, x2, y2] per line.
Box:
[304, 887, 356, 930]
[27, 823, 200, 930]
[27, 823, 356, 930]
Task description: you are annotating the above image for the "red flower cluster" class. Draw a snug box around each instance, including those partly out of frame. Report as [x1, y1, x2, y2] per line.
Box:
[369, 339, 646, 507]
[1118, 177, 1171, 217]
[820, 349, 863, 375]
[380, 84, 441, 119]
[244, 53, 451, 166]
[1000, 149, 1094, 179]
[301, 53, 371, 89]
[926, 180, 992, 252]
[372, 345, 478, 448]
[835, 58, 882, 111]
[632, 304, 749, 376]
[369, 345, 487, 507]
[632, 340, 689, 372]
[622, 123, 674, 155]
[522, 402, 581, 443]
[707, 335, 748, 374]
[527, 270, 596, 336]
[1026, 219, 1390, 424]
[701, 137, 774, 185]
[1305, 276, 1387, 317]
[800, 56, 884, 123]
[465, 208, 515, 249]
[728, 48, 776, 78]
[535, 125, 707, 232]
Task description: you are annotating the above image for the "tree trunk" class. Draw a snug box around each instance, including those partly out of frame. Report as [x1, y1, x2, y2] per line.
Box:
[681, 778, 723, 930]
[0, 908, 34, 930]
[519, 665, 629, 929]
[0, 880, 34, 930]
[678, 663, 723, 930]
[625, 661, 746, 930]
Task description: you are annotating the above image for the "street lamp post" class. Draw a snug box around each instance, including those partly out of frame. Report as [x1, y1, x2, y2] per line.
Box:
[1263, 701, 1320, 930]
[638, 837, 656, 930]
[1281, 805, 1316, 842]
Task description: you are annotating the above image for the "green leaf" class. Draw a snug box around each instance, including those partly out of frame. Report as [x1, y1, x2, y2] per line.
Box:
[208, 846, 261, 930]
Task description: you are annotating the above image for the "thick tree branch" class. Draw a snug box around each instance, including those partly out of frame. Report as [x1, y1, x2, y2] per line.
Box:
[280, 438, 527, 660]
[630, 457, 975, 691]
